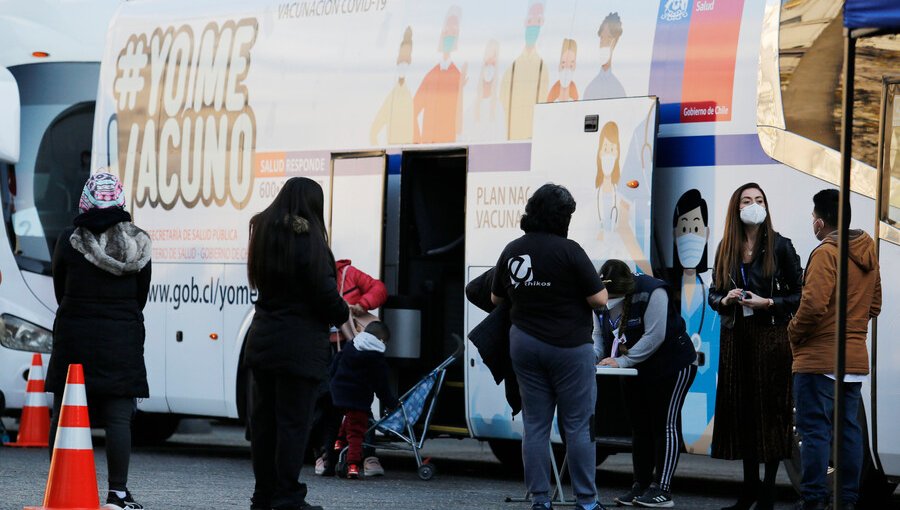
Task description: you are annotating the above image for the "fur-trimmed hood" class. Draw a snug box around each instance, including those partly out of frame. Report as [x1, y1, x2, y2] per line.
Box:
[69, 222, 152, 276]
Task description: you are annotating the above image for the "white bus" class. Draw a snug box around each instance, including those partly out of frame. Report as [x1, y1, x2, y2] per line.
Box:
[2, 0, 899, 500]
[0, 0, 125, 424]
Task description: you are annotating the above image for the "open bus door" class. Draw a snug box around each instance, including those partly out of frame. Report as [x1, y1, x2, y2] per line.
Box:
[463, 97, 659, 451]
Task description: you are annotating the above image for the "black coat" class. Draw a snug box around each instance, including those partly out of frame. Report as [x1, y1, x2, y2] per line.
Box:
[329, 340, 398, 410]
[709, 232, 803, 327]
[243, 232, 349, 381]
[465, 268, 522, 416]
[46, 209, 152, 398]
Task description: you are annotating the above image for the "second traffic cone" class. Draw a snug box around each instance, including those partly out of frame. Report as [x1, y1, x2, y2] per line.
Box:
[24, 363, 102, 510]
[5, 353, 49, 448]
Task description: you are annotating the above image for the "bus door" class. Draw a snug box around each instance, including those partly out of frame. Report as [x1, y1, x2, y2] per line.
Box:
[393, 149, 468, 435]
[329, 153, 387, 285]
[874, 79, 900, 475]
[165, 262, 226, 416]
[463, 97, 660, 444]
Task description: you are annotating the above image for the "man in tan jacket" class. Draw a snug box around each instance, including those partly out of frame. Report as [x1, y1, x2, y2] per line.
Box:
[788, 189, 881, 510]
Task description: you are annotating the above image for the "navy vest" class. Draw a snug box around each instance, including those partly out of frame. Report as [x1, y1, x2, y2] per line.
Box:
[597, 275, 696, 379]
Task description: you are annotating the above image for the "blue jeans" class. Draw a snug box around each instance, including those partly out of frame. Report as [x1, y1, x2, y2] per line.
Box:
[510, 326, 597, 507]
[793, 373, 863, 504]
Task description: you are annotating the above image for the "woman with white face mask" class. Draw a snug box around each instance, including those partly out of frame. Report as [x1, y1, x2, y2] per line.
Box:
[708, 183, 804, 510]
[593, 259, 697, 508]
[547, 39, 579, 102]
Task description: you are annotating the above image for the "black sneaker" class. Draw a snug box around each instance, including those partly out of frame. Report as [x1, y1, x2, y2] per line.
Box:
[532, 503, 553, 510]
[633, 486, 673, 508]
[577, 502, 608, 510]
[615, 483, 645, 506]
[106, 490, 144, 510]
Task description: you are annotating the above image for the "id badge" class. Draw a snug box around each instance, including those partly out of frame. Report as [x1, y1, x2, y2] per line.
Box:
[742, 305, 754, 317]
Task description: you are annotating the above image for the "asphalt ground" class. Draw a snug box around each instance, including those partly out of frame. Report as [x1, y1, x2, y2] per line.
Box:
[1, 419, 898, 510]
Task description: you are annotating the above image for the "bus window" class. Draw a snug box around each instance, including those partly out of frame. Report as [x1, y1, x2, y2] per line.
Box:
[778, 1, 900, 170]
[1, 63, 98, 273]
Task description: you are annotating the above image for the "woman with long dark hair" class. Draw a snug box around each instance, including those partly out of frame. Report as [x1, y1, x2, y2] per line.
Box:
[709, 183, 803, 510]
[244, 177, 349, 510]
[491, 184, 608, 510]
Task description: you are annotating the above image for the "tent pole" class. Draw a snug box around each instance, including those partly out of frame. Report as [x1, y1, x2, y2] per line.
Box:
[834, 30, 856, 509]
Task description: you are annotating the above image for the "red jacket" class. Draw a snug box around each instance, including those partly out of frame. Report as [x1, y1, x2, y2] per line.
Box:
[335, 259, 387, 311]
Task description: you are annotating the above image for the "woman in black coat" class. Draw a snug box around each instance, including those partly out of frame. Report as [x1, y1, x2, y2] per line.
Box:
[244, 177, 349, 510]
[46, 172, 152, 510]
[708, 183, 803, 510]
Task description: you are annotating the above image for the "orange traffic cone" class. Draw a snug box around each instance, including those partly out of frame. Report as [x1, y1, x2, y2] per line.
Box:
[5, 353, 50, 447]
[25, 363, 102, 510]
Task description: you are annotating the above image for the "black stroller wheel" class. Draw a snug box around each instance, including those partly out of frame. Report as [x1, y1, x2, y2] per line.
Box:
[417, 463, 435, 481]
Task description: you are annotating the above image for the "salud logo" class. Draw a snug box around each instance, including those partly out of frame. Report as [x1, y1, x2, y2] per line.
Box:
[508, 255, 533, 288]
[661, 0, 689, 21]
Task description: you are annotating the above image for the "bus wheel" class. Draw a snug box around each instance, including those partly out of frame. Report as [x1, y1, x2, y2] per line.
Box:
[132, 411, 180, 446]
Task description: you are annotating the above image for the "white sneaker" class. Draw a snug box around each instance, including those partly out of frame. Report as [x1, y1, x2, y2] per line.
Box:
[363, 456, 384, 477]
[314, 453, 326, 475]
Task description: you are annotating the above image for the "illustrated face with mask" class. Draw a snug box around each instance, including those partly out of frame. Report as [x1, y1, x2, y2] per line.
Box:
[675, 205, 709, 268]
[524, 3, 544, 48]
[440, 14, 460, 55]
[559, 49, 576, 87]
[598, 26, 618, 68]
[599, 137, 618, 177]
[397, 61, 410, 80]
[738, 188, 767, 226]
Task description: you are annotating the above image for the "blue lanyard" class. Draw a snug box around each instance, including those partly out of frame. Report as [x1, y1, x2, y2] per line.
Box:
[740, 264, 748, 288]
[608, 314, 622, 331]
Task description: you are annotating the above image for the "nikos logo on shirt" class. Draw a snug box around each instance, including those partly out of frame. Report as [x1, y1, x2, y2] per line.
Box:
[508, 255, 550, 288]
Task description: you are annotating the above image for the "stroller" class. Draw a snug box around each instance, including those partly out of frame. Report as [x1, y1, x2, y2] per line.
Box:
[337, 334, 463, 481]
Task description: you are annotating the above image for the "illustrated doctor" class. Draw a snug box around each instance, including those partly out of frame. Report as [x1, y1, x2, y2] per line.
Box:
[672, 189, 719, 450]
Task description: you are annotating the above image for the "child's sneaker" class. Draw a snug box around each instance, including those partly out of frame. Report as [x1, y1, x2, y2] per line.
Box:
[576, 502, 607, 510]
[346, 463, 360, 479]
[333, 439, 345, 451]
[633, 485, 673, 508]
[105, 490, 144, 510]
[363, 456, 384, 477]
[314, 452, 327, 475]
[615, 483, 645, 506]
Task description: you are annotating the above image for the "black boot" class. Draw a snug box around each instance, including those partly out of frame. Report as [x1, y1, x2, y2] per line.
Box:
[721, 481, 758, 510]
[755, 480, 776, 510]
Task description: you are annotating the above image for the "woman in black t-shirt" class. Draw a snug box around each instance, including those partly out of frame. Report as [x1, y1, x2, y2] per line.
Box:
[491, 184, 608, 510]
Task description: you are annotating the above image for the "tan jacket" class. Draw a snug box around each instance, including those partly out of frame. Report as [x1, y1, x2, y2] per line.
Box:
[788, 230, 881, 374]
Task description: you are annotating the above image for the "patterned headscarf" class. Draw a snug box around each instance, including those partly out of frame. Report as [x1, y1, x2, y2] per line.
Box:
[79, 172, 125, 213]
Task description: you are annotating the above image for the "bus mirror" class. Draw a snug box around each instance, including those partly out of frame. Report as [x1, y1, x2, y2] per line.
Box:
[0, 67, 20, 164]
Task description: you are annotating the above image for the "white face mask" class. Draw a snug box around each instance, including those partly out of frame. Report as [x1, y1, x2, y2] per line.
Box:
[598, 45, 612, 66]
[676, 232, 706, 268]
[607, 297, 625, 309]
[482, 64, 496, 83]
[600, 154, 616, 176]
[560, 69, 573, 87]
[397, 62, 409, 79]
[740, 203, 767, 226]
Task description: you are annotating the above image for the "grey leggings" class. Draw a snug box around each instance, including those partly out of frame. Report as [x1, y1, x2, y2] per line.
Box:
[50, 394, 136, 491]
[510, 326, 598, 507]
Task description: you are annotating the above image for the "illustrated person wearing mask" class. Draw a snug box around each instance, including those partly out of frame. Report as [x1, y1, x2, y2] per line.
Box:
[595, 121, 652, 275]
[370, 26, 414, 145]
[708, 183, 803, 510]
[788, 190, 881, 510]
[500, 0, 550, 140]
[547, 39, 578, 102]
[595, 259, 697, 508]
[464, 39, 504, 141]
[413, 6, 466, 144]
[584, 13, 625, 100]
[672, 189, 719, 451]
